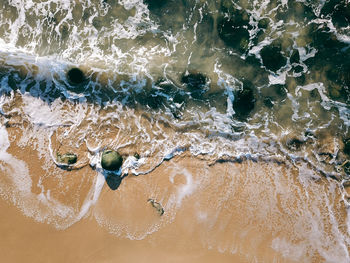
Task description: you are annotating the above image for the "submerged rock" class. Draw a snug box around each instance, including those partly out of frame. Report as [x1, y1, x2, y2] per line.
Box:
[144, 0, 168, 11]
[217, 5, 251, 52]
[101, 150, 123, 171]
[344, 139, 350, 156]
[331, 1, 350, 28]
[258, 18, 269, 29]
[263, 97, 274, 108]
[217, 17, 250, 52]
[290, 49, 300, 64]
[148, 198, 164, 216]
[316, 134, 342, 162]
[260, 44, 287, 72]
[286, 138, 304, 151]
[67, 67, 85, 85]
[57, 152, 77, 165]
[181, 72, 207, 90]
[181, 71, 208, 99]
[232, 84, 255, 119]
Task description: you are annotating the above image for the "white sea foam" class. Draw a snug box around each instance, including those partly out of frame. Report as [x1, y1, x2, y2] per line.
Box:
[0, 1, 349, 261]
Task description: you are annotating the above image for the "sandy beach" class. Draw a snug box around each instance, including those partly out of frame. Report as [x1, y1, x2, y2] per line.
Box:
[1, 124, 348, 262]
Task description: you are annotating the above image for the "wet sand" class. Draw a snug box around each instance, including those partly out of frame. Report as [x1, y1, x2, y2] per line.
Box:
[0, 197, 248, 263]
[1, 126, 349, 263]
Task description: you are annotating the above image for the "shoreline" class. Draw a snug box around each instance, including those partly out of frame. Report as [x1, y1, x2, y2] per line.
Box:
[1, 128, 349, 262]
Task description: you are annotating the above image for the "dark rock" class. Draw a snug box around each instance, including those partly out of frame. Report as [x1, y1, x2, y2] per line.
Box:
[135, 88, 165, 110]
[260, 44, 287, 72]
[274, 84, 287, 98]
[331, 1, 350, 28]
[343, 162, 350, 176]
[309, 24, 344, 51]
[173, 92, 187, 104]
[67, 68, 85, 85]
[344, 138, 350, 155]
[101, 150, 123, 171]
[304, 130, 316, 140]
[148, 198, 164, 216]
[92, 17, 102, 30]
[134, 153, 140, 159]
[217, 17, 250, 51]
[258, 18, 269, 29]
[328, 83, 347, 101]
[181, 72, 207, 90]
[146, 92, 165, 109]
[181, 71, 208, 99]
[286, 138, 304, 151]
[290, 49, 300, 64]
[295, 75, 306, 86]
[233, 84, 255, 118]
[263, 97, 274, 108]
[57, 152, 77, 165]
[293, 65, 304, 74]
[217, 5, 251, 52]
[144, 0, 168, 11]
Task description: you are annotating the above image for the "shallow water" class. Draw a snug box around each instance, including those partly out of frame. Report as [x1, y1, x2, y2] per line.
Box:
[0, 0, 350, 262]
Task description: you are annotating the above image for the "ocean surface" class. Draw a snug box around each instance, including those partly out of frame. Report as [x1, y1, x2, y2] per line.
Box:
[0, 0, 350, 262]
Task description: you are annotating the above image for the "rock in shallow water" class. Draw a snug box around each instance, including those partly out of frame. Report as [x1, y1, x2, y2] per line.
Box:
[217, 2, 252, 52]
[144, 0, 168, 11]
[181, 71, 208, 99]
[57, 153, 77, 165]
[344, 139, 350, 156]
[260, 44, 287, 72]
[101, 150, 123, 171]
[181, 72, 207, 90]
[217, 18, 250, 52]
[67, 67, 85, 85]
[148, 198, 164, 216]
[232, 84, 255, 119]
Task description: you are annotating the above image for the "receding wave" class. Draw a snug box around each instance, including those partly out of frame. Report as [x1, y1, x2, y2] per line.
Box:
[0, 0, 350, 261]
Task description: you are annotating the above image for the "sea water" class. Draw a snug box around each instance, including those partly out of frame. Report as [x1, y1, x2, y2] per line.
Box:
[0, 0, 350, 261]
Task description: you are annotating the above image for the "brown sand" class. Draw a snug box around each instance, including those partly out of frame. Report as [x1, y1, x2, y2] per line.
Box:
[0, 125, 349, 263]
[0, 197, 248, 263]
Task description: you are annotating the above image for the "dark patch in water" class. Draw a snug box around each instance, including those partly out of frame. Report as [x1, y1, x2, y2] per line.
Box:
[232, 82, 255, 119]
[181, 71, 208, 99]
[286, 138, 304, 151]
[135, 87, 166, 110]
[263, 97, 274, 108]
[293, 65, 304, 74]
[331, 1, 350, 28]
[258, 18, 269, 29]
[67, 68, 85, 85]
[343, 138, 350, 156]
[290, 49, 300, 64]
[217, 4, 251, 52]
[144, 0, 168, 11]
[181, 72, 207, 90]
[260, 42, 287, 72]
[309, 24, 344, 50]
